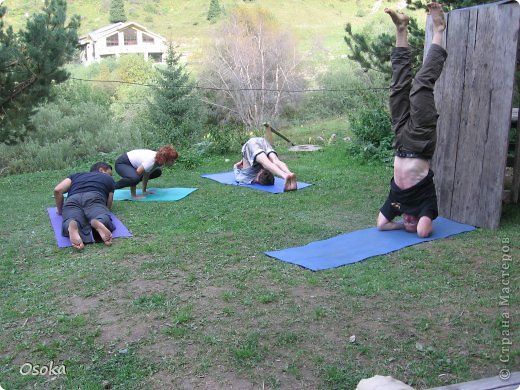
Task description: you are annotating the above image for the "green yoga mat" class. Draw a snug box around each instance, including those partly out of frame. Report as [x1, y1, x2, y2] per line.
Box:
[113, 187, 197, 201]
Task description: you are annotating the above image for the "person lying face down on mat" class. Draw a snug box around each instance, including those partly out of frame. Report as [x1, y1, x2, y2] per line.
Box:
[377, 3, 447, 238]
[54, 162, 116, 250]
[233, 137, 297, 192]
[114, 144, 178, 199]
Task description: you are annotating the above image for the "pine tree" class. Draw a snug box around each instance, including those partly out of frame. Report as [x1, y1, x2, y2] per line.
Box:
[344, 0, 495, 80]
[148, 44, 196, 144]
[0, 0, 80, 144]
[109, 0, 127, 23]
[207, 0, 221, 23]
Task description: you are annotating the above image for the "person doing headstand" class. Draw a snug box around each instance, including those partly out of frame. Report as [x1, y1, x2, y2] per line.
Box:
[233, 137, 297, 192]
[377, 3, 447, 238]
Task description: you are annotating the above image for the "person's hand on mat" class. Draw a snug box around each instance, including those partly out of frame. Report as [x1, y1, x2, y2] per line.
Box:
[131, 194, 146, 199]
[143, 190, 155, 195]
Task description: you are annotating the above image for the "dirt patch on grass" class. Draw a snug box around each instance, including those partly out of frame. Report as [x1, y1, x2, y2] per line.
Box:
[66, 274, 184, 348]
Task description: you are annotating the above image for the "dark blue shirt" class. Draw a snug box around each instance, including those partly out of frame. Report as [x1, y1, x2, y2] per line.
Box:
[67, 171, 115, 202]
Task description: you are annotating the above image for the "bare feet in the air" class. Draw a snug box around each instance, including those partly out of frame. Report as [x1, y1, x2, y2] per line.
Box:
[427, 2, 446, 33]
[384, 7, 410, 31]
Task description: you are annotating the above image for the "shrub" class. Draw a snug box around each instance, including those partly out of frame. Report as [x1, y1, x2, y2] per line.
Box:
[0, 97, 144, 175]
[299, 64, 386, 122]
[200, 123, 250, 155]
[346, 105, 393, 163]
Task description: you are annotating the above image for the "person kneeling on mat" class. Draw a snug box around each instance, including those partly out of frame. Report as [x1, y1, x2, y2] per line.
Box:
[54, 162, 116, 250]
[377, 3, 447, 238]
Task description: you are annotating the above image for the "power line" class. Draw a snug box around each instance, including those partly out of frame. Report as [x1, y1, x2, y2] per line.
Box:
[69, 77, 389, 94]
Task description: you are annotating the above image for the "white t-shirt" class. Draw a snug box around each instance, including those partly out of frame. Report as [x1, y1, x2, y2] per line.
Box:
[127, 149, 157, 173]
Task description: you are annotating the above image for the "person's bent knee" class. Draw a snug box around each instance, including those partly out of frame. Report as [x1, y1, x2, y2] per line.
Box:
[376, 214, 389, 231]
[416, 225, 432, 238]
[127, 177, 141, 186]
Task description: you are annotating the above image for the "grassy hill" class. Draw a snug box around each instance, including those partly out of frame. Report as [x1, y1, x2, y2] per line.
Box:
[3, 0, 426, 66]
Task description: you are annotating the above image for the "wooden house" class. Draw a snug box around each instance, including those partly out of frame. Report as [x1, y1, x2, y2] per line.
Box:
[78, 21, 167, 65]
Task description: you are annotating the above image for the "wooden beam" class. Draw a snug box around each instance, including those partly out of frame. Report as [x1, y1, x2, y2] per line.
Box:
[512, 108, 520, 202]
[428, 371, 520, 390]
[263, 123, 295, 146]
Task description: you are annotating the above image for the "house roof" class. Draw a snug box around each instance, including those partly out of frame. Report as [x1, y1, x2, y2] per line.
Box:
[79, 21, 167, 44]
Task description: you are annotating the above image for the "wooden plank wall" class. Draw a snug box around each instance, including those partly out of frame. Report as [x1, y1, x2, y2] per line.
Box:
[425, 1, 520, 228]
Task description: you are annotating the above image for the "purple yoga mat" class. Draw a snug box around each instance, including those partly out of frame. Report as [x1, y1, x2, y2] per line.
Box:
[47, 207, 132, 248]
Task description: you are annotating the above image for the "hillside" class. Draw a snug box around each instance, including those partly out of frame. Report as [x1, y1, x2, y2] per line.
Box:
[3, 0, 425, 66]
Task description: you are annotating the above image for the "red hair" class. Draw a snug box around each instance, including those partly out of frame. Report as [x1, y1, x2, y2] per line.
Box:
[155, 144, 178, 165]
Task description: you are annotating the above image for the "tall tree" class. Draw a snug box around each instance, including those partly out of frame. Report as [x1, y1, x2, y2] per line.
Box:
[201, 7, 305, 129]
[148, 44, 197, 144]
[207, 0, 222, 23]
[0, 0, 80, 144]
[109, 0, 127, 23]
[344, 0, 496, 80]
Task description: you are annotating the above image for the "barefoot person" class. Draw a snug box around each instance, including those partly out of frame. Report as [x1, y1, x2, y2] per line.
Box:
[114, 145, 178, 199]
[377, 3, 447, 237]
[233, 137, 297, 192]
[54, 162, 116, 249]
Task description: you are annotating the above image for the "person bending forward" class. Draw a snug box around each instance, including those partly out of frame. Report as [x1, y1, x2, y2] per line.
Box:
[233, 137, 297, 192]
[114, 144, 178, 199]
[54, 162, 116, 250]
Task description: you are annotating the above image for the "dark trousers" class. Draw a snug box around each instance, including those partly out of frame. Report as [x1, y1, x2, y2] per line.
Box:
[114, 153, 162, 189]
[62, 192, 114, 244]
[389, 44, 447, 159]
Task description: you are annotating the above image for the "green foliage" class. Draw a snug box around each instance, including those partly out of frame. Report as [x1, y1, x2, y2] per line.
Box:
[195, 122, 250, 155]
[346, 104, 394, 163]
[344, 0, 497, 80]
[114, 54, 155, 84]
[344, 17, 424, 80]
[147, 44, 204, 147]
[300, 65, 387, 121]
[0, 0, 80, 144]
[109, 0, 127, 23]
[0, 83, 143, 174]
[207, 0, 222, 23]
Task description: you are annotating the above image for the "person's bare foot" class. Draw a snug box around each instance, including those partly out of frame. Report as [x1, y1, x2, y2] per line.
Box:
[283, 173, 297, 192]
[289, 173, 297, 191]
[90, 219, 113, 246]
[68, 220, 84, 250]
[427, 2, 446, 33]
[384, 8, 409, 31]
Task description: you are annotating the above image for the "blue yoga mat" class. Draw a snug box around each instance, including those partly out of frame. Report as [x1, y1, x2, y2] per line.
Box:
[113, 187, 197, 201]
[47, 207, 132, 248]
[201, 171, 312, 193]
[265, 217, 476, 271]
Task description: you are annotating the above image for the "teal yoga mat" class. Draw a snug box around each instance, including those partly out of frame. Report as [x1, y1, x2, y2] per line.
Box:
[113, 187, 197, 201]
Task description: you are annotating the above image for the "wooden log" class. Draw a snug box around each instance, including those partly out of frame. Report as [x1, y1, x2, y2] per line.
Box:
[428, 2, 520, 228]
[428, 371, 520, 390]
[512, 107, 520, 202]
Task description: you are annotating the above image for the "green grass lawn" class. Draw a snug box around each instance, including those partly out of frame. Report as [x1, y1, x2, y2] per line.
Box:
[0, 142, 518, 389]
